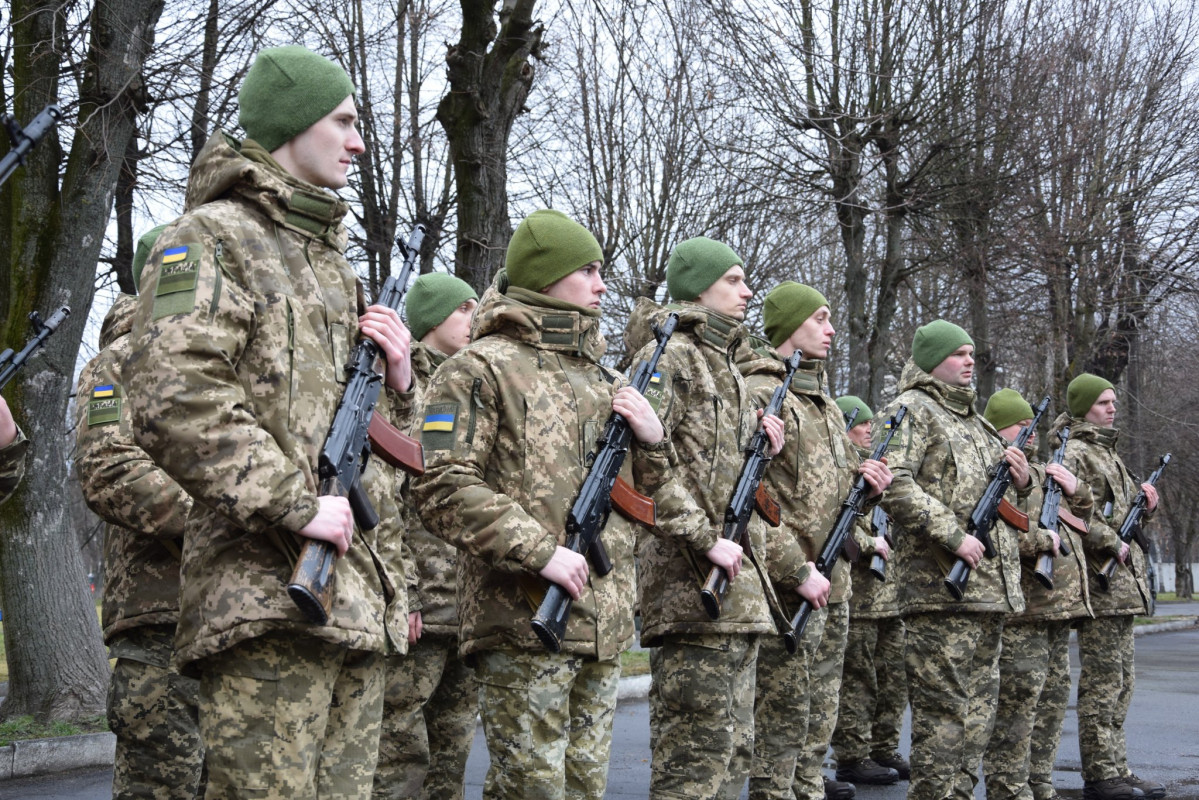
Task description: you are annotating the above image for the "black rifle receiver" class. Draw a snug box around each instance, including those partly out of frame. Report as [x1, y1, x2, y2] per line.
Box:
[1096, 453, 1169, 592]
[1033, 427, 1073, 589]
[0, 306, 71, 390]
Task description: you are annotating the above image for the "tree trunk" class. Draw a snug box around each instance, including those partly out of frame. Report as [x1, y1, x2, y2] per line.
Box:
[0, 0, 164, 722]
[437, 0, 543, 294]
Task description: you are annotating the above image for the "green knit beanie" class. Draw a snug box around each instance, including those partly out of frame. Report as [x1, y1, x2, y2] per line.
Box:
[504, 210, 603, 291]
[132, 224, 169, 293]
[238, 46, 356, 152]
[835, 395, 874, 424]
[983, 388, 1035, 431]
[763, 282, 830, 348]
[666, 237, 743, 301]
[1067, 373, 1115, 418]
[912, 319, 974, 373]
[406, 273, 479, 341]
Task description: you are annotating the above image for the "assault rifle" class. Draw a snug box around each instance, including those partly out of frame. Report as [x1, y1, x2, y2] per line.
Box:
[700, 351, 801, 619]
[288, 226, 428, 625]
[1, 306, 71, 389]
[785, 405, 907, 652]
[944, 395, 1049, 600]
[1033, 427, 1076, 590]
[529, 313, 679, 652]
[1096, 452, 1170, 592]
[1, 104, 62, 187]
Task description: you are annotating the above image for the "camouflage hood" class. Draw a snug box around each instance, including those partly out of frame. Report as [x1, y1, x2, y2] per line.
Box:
[625, 296, 749, 360]
[1051, 413, 1121, 451]
[98, 293, 138, 350]
[897, 357, 979, 418]
[471, 269, 608, 362]
[185, 131, 350, 251]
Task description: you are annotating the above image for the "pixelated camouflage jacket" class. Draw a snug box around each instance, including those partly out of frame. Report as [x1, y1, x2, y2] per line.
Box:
[126, 132, 406, 667]
[0, 427, 27, 505]
[75, 293, 192, 642]
[626, 298, 785, 644]
[845, 443, 902, 619]
[879, 359, 1025, 615]
[740, 346, 861, 612]
[1051, 414, 1150, 617]
[411, 274, 670, 660]
[400, 341, 460, 636]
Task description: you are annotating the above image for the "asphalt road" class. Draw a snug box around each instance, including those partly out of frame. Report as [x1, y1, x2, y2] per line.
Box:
[6, 624, 1197, 800]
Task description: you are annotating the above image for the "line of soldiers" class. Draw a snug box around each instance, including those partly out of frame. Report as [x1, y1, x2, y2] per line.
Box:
[0, 43, 1164, 800]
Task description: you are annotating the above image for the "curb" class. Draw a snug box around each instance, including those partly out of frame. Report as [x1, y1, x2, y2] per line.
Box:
[0, 731, 115, 782]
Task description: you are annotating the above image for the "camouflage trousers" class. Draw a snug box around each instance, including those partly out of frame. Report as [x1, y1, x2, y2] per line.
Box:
[373, 633, 477, 800]
[198, 632, 384, 800]
[831, 613, 907, 764]
[794, 601, 849, 800]
[474, 646, 619, 800]
[748, 627, 815, 800]
[1075, 614, 1135, 782]
[107, 625, 205, 800]
[649, 632, 759, 800]
[1029, 620, 1075, 800]
[983, 620, 1055, 800]
[905, 611, 1004, 800]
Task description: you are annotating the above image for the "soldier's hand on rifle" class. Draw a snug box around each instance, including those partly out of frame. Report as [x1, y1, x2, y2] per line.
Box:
[859, 458, 892, 497]
[873, 535, 891, 560]
[408, 611, 423, 645]
[359, 304, 413, 393]
[1045, 463, 1078, 496]
[796, 564, 831, 609]
[0, 396, 15, 447]
[1142, 483, 1159, 512]
[1048, 531, 1062, 557]
[757, 410, 784, 457]
[955, 534, 985, 568]
[540, 546, 589, 600]
[300, 495, 355, 556]
[1117, 541, 1131, 564]
[706, 537, 743, 580]
[612, 386, 663, 444]
[1002, 445, 1031, 489]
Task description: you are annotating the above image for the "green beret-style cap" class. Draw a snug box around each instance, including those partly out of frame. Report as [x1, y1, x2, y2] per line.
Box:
[504, 210, 603, 291]
[763, 282, 830, 348]
[912, 319, 974, 373]
[132, 224, 169, 293]
[406, 273, 479, 342]
[666, 236, 743, 302]
[1067, 373, 1115, 418]
[239, 46, 356, 152]
[984, 388, 1035, 431]
[835, 395, 874, 425]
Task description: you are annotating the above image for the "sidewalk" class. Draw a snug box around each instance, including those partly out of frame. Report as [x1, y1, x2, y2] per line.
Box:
[2, 603, 1194, 783]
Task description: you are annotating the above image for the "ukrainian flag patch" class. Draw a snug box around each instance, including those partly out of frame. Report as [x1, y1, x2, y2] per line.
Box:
[92, 384, 115, 398]
[87, 384, 122, 427]
[162, 245, 190, 264]
[421, 402, 459, 450]
[153, 241, 203, 319]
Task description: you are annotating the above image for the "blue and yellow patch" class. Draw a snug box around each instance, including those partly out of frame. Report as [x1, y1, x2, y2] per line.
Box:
[643, 369, 669, 413]
[161, 245, 190, 264]
[423, 412, 455, 432]
[420, 402, 459, 450]
[87, 383, 122, 427]
[152, 241, 204, 320]
[91, 384, 115, 399]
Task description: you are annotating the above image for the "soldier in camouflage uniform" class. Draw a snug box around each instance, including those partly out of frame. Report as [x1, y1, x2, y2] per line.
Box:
[411, 209, 669, 800]
[626, 237, 791, 800]
[878, 320, 1028, 800]
[831, 396, 910, 788]
[1056, 375, 1163, 800]
[739, 285, 892, 800]
[374, 273, 479, 800]
[979, 389, 1093, 800]
[75, 226, 206, 800]
[125, 46, 413, 799]
[0, 396, 25, 504]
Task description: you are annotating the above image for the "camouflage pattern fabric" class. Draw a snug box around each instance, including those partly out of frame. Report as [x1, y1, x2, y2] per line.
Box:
[983, 620, 1052, 800]
[878, 360, 1025, 616]
[832, 614, 907, 765]
[473, 647, 620, 800]
[648, 632, 759, 800]
[1029, 619, 1075, 800]
[75, 293, 191, 642]
[373, 635, 476, 800]
[1075, 614, 1136, 782]
[749, 631, 815, 800]
[905, 611, 1004, 800]
[794, 600, 850, 800]
[125, 131, 406, 668]
[107, 626, 205, 800]
[199, 632, 384, 799]
[0, 427, 27, 504]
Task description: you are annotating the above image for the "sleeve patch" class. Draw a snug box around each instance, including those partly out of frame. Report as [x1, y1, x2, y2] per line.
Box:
[643, 369, 668, 413]
[421, 402, 459, 450]
[87, 384, 123, 427]
[152, 242, 203, 319]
